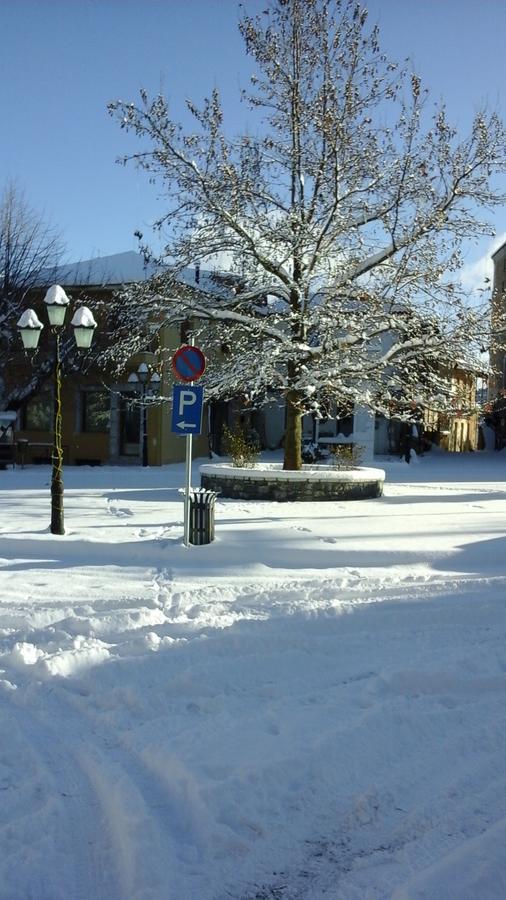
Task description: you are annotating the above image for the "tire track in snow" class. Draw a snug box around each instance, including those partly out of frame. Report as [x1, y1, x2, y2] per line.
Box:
[10, 682, 209, 900]
[3, 690, 119, 900]
[150, 567, 506, 638]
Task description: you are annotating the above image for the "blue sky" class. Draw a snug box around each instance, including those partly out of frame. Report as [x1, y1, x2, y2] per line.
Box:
[1, 0, 505, 285]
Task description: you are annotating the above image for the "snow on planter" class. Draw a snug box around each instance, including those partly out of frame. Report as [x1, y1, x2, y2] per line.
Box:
[200, 463, 385, 501]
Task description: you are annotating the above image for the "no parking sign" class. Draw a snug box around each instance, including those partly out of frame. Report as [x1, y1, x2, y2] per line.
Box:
[172, 345, 206, 383]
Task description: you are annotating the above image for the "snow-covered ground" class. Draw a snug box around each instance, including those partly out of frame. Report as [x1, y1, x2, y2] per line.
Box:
[1, 450, 506, 900]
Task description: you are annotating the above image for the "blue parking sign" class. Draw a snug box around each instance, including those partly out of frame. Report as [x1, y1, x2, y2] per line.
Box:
[171, 384, 204, 436]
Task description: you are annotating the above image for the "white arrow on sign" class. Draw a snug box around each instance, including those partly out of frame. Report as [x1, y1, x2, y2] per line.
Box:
[176, 421, 197, 430]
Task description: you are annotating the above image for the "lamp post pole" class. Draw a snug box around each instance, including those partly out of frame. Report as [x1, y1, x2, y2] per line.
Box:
[141, 381, 149, 468]
[183, 336, 196, 547]
[51, 329, 65, 534]
[17, 285, 97, 535]
[127, 364, 161, 467]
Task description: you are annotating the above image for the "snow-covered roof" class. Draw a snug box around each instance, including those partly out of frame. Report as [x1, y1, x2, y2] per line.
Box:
[35, 251, 225, 293]
[37, 251, 159, 288]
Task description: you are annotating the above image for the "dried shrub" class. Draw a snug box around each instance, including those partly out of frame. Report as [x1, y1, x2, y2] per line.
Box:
[222, 424, 260, 468]
[330, 443, 364, 469]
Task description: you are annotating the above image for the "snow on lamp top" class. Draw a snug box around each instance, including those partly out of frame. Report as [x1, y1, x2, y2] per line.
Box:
[43, 284, 70, 326]
[128, 364, 160, 386]
[17, 309, 43, 330]
[137, 362, 149, 383]
[17, 308, 43, 350]
[44, 284, 70, 307]
[71, 306, 97, 349]
[71, 307, 97, 329]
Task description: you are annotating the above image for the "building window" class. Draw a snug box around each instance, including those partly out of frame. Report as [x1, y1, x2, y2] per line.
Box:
[24, 392, 52, 431]
[81, 389, 110, 433]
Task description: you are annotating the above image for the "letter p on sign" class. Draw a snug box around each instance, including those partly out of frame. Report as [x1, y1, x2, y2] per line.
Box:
[179, 390, 197, 415]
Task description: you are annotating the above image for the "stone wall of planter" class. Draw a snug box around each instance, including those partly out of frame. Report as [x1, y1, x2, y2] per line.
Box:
[200, 464, 385, 502]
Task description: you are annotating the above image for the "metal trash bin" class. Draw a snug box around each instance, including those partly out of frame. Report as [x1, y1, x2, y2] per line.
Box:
[188, 489, 219, 545]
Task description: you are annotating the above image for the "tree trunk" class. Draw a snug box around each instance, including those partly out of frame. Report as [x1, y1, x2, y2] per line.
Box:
[283, 388, 303, 470]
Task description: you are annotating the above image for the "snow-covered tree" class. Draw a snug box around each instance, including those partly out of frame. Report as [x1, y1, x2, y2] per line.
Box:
[108, 0, 506, 469]
[0, 182, 64, 407]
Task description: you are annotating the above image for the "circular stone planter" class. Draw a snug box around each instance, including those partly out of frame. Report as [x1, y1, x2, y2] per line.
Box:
[200, 463, 385, 502]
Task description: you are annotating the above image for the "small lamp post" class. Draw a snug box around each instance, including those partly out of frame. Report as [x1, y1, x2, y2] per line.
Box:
[17, 285, 97, 535]
[127, 364, 161, 467]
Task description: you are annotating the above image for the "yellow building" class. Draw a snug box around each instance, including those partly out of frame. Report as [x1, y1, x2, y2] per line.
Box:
[5, 253, 212, 467]
[423, 364, 480, 452]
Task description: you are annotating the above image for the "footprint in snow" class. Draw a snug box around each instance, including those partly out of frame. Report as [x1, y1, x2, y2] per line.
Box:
[137, 526, 165, 538]
[107, 500, 133, 518]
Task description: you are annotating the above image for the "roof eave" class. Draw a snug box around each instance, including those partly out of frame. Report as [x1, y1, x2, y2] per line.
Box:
[491, 240, 506, 260]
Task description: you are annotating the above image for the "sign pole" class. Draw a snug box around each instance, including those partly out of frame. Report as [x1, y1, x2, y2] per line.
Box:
[184, 430, 192, 546]
[183, 337, 195, 547]
[171, 338, 205, 548]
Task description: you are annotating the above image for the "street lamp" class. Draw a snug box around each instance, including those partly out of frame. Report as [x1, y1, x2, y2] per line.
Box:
[17, 285, 97, 535]
[127, 363, 161, 467]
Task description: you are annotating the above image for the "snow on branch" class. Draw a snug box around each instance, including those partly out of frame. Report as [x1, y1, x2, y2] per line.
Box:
[106, 0, 506, 467]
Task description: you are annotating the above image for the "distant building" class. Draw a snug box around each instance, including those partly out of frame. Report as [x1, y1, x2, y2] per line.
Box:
[486, 240, 506, 448]
[490, 240, 506, 399]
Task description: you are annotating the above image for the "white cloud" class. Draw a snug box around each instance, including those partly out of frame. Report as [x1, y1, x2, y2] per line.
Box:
[459, 232, 506, 294]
